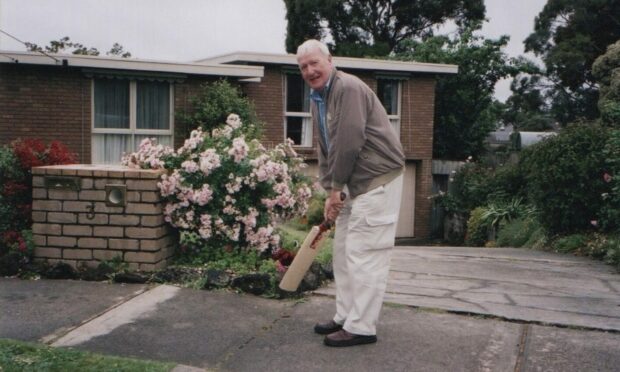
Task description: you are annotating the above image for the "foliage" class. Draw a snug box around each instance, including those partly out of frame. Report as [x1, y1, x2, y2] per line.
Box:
[444, 159, 526, 216]
[496, 217, 544, 248]
[178, 80, 263, 140]
[26, 36, 131, 57]
[519, 122, 609, 234]
[0, 339, 173, 371]
[503, 69, 554, 131]
[552, 234, 589, 254]
[524, 0, 620, 125]
[592, 40, 620, 127]
[305, 189, 327, 226]
[549, 233, 620, 270]
[598, 129, 620, 232]
[601, 235, 620, 270]
[481, 198, 536, 231]
[122, 114, 312, 259]
[465, 207, 487, 247]
[0, 139, 76, 271]
[284, 0, 486, 56]
[394, 29, 517, 159]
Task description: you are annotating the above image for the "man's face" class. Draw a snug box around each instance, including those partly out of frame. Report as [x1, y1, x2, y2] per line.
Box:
[297, 49, 333, 91]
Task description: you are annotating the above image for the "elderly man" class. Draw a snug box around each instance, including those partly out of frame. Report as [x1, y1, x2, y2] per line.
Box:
[296, 39, 405, 347]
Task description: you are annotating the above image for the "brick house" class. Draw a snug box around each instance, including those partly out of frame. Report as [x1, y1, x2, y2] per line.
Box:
[0, 50, 457, 239]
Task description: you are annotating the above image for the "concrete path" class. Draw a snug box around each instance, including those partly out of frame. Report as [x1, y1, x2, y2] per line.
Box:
[1, 246, 620, 371]
[317, 246, 620, 331]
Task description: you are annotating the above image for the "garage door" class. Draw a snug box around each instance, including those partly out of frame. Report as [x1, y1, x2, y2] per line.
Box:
[396, 162, 415, 238]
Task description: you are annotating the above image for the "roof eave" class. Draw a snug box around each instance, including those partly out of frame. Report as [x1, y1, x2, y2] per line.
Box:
[0, 51, 264, 79]
[198, 52, 458, 75]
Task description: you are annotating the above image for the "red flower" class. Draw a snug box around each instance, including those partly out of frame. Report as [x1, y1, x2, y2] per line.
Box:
[45, 141, 77, 165]
[272, 248, 295, 267]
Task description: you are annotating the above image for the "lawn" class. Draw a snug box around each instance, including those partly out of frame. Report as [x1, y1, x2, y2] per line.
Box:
[0, 339, 175, 372]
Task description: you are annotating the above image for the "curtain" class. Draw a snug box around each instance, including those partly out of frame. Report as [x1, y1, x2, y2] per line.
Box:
[94, 79, 129, 128]
[137, 81, 170, 130]
[92, 134, 132, 164]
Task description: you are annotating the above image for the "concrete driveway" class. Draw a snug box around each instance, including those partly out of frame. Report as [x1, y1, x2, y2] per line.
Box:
[317, 246, 620, 331]
[2, 246, 620, 371]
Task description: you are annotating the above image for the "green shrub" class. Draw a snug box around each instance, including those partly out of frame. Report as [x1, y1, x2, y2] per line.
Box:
[519, 122, 609, 234]
[496, 217, 542, 248]
[465, 207, 488, 247]
[447, 163, 494, 214]
[178, 79, 262, 140]
[306, 190, 327, 226]
[598, 129, 620, 232]
[603, 236, 620, 270]
[481, 198, 536, 231]
[445, 160, 528, 219]
[523, 225, 549, 249]
[552, 234, 589, 253]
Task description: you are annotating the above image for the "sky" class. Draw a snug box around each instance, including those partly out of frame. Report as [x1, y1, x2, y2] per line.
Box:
[0, 0, 547, 101]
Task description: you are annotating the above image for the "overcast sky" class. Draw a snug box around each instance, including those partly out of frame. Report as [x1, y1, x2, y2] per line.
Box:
[0, 0, 546, 101]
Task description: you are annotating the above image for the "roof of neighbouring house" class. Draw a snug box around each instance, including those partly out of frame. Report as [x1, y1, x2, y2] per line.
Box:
[197, 52, 459, 75]
[0, 51, 264, 79]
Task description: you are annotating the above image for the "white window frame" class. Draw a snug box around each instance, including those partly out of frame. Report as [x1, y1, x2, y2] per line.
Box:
[377, 78, 402, 136]
[91, 79, 174, 163]
[283, 72, 313, 147]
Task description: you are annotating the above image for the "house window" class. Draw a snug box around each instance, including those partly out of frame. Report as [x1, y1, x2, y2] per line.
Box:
[284, 73, 312, 147]
[377, 79, 401, 135]
[92, 79, 173, 164]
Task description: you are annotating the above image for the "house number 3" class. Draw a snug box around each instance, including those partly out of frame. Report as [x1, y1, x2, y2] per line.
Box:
[85, 202, 96, 220]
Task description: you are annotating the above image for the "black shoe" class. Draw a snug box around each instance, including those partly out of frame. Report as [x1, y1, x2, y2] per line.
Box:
[324, 329, 377, 347]
[314, 320, 343, 335]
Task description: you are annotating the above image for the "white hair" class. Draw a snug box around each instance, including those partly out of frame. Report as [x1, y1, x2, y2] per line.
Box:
[296, 39, 330, 58]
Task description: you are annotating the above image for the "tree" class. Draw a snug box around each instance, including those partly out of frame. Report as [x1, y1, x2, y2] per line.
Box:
[503, 64, 555, 131]
[592, 39, 620, 127]
[284, 0, 486, 56]
[26, 36, 131, 57]
[394, 29, 517, 159]
[524, 0, 620, 125]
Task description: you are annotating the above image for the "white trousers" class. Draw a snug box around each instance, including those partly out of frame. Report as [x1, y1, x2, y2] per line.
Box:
[332, 174, 404, 336]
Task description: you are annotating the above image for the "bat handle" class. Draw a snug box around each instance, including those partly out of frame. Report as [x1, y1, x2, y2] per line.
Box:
[320, 192, 347, 231]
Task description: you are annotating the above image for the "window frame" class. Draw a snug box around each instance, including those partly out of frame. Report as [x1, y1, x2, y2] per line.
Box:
[283, 71, 313, 148]
[377, 78, 402, 136]
[91, 79, 174, 163]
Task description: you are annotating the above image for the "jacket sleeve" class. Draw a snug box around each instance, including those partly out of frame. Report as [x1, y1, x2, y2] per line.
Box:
[329, 80, 368, 190]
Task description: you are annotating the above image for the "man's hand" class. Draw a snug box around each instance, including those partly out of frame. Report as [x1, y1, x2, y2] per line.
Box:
[324, 190, 344, 222]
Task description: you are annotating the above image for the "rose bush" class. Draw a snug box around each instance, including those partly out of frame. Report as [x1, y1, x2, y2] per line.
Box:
[0, 139, 76, 275]
[123, 114, 312, 260]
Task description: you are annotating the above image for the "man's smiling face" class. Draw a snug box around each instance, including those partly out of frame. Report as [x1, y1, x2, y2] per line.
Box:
[297, 49, 333, 91]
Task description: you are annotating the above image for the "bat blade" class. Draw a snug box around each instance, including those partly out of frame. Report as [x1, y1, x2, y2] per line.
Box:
[278, 225, 325, 292]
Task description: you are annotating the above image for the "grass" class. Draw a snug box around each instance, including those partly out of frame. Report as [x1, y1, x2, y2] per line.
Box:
[0, 339, 175, 372]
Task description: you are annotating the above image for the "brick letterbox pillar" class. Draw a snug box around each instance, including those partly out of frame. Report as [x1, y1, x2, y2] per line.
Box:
[31, 164, 175, 271]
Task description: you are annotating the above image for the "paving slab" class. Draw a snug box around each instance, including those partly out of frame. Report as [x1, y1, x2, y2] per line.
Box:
[67, 287, 293, 369]
[0, 277, 146, 342]
[521, 325, 620, 372]
[221, 296, 521, 372]
[316, 246, 620, 331]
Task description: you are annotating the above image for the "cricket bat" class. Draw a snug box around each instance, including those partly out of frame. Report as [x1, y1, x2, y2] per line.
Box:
[278, 220, 333, 292]
[279, 192, 346, 292]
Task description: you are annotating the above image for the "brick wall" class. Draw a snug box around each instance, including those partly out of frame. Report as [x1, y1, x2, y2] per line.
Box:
[402, 77, 436, 160]
[0, 64, 91, 162]
[31, 164, 175, 271]
[242, 67, 285, 150]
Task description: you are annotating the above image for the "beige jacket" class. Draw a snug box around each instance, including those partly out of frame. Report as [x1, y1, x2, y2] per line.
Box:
[312, 69, 405, 197]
